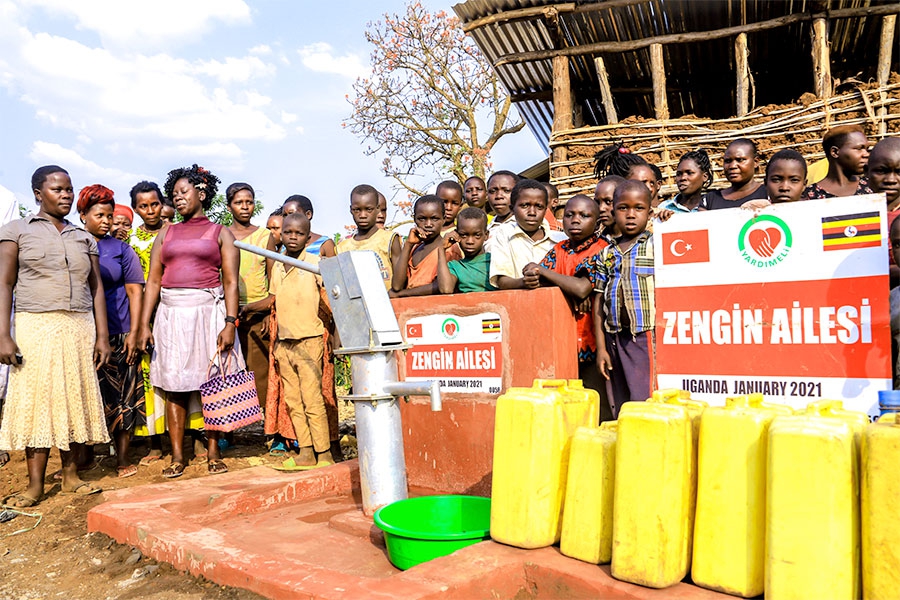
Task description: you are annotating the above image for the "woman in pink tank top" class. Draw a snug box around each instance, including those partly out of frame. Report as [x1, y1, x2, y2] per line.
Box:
[137, 164, 241, 478]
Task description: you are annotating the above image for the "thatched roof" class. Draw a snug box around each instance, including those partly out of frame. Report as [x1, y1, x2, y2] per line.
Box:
[453, 0, 900, 151]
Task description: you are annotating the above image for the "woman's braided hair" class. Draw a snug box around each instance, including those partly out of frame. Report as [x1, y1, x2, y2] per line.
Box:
[164, 164, 220, 210]
[594, 142, 648, 179]
[679, 149, 714, 190]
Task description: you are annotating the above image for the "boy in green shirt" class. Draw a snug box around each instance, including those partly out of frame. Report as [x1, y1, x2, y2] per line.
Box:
[437, 207, 497, 294]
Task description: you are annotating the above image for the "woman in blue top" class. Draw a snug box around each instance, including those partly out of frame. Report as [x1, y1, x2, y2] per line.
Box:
[79, 185, 145, 478]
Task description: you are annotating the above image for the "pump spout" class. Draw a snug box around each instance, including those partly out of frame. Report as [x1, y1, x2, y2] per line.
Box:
[382, 380, 442, 412]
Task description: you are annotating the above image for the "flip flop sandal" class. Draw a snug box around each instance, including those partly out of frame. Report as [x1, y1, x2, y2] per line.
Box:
[268, 440, 288, 456]
[2, 493, 41, 508]
[270, 457, 319, 472]
[117, 465, 138, 479]
[162, 462, 185, 479]
[207, 459, 228, 475]
[61, 482, 102, 496]
[139, 453, 162, 467]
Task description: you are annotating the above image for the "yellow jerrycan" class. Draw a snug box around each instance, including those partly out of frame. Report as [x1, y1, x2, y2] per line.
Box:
[611, 390, 705, 588]
[692, 394, 792, 598]
[560, 421, 617, 564]
[862, 416, 900, 599]
[766, 400, 867, 600]
[491, 379, 599, 549]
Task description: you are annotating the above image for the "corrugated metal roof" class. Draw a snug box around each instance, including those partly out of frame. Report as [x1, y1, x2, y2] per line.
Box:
[454, 0, 899, 152]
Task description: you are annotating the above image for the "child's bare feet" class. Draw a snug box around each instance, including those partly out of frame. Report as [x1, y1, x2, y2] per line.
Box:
[295, 446, 316, 467]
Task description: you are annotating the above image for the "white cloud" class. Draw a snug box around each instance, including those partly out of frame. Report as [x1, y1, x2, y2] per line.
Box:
[197, 56, 275, 84]
[295, 125, 305, 134]
[0, 24, 285, 143]
[244, 91, 272, 108]
[281, 111, 298, 124]
[24, 0, 251, 51]
[249, 44, 271, 55]
[298, 42, 368, 79]
[29, 141, 147, 191]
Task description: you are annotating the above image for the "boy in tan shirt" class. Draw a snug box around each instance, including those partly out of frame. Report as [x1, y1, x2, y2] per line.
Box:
[269, 212, 333, 468]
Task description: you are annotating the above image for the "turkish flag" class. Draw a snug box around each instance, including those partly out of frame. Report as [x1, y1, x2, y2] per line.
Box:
[661, 230, 710, 265]
[406, 323, 423, 338]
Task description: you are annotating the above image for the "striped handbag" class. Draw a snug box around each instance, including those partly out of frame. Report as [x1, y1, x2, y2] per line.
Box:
[199, 350, 262, 432]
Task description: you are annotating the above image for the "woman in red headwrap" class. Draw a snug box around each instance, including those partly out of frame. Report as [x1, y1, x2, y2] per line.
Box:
[79, 185, 145, 477]
[111, 204, 133, 242]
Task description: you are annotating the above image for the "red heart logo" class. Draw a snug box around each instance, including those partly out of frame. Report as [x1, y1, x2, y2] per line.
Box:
[748, 227, 781, 258]
[444, 322, 457, 336]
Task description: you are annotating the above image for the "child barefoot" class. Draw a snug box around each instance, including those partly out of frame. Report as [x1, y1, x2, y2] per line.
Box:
[391, 195, 462, 297]
[579, 181, 655, 416]
[335, 185, 400, 289]
[437, 207, 496, 294]
[270, 212, 333, 468]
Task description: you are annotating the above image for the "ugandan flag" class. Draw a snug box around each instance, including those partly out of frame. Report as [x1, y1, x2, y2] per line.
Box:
[821, 211, 881, 251]
[482, 318, 501, 334]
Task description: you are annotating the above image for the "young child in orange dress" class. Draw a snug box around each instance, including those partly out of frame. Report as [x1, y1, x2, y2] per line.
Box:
[391, 195, 462, 297]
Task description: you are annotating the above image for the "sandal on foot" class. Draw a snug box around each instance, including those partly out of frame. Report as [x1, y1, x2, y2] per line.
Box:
[162, 462, 185, 479]
[61, 482, 102, 496]
[0, 451, 9, 469]
[139, 453, 162, 467]
[117, 465, 138, 478]
[207, 459, 228, 475]
[270, 457, 318, 472]
[2, 493, 40, 508]
[268, 440, 288, 456]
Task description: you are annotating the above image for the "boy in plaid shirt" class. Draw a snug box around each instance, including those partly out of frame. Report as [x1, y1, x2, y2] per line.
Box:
[577, 180, 655, 416]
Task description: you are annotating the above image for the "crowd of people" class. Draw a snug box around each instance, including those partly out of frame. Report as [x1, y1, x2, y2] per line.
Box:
[1, 123, 899, 509]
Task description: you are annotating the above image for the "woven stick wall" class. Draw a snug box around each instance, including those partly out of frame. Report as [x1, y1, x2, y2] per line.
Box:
[549, 77, 900, 199]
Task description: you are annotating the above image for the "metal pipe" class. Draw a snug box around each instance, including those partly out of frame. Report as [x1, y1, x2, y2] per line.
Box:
[382, 380, 442, 412]
[234, 241, 321, 275]
[349, 352, 408, 514]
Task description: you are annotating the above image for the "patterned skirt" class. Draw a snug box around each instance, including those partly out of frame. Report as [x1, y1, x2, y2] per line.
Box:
[97, 333, 145, 434]
[0, 311, 110, 451]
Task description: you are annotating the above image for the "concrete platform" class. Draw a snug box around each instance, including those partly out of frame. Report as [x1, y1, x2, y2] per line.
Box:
[88, 461, 732, 599]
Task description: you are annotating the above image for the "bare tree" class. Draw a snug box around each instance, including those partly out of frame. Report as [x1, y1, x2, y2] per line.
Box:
[345, 1, 524, 200]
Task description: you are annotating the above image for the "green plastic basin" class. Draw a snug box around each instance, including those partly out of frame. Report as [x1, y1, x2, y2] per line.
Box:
[373, 495, 491, 570]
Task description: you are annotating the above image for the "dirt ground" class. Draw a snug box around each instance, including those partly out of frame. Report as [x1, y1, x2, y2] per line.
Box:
[0, 401, 356, 600]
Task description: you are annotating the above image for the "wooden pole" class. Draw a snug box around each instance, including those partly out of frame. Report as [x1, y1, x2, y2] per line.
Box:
[594, 56, 619, 124]
[811, 17, 832, 98]
[877, 14, 896, 134]
[551, 54, 572, 181]
[493, 4, 900, 66]
[552, 54, 573, 132]
[735, 33, 750, 116]
[650, 43, 669, 121]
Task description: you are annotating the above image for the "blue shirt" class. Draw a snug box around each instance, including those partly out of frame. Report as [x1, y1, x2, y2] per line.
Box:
[576, 231, 655, 335]
[97, 236, 144, 335]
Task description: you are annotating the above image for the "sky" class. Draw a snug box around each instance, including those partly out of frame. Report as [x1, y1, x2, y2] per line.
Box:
[0, 0, 545, 235]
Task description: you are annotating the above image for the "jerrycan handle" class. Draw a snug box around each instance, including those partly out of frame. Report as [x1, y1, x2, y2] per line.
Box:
[651, 389, 682, 403]
[599, 420, 618, 432]
[805, 399, 844, 415]
[533, 379, 567, 389]
[725, 395, 751, 408]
